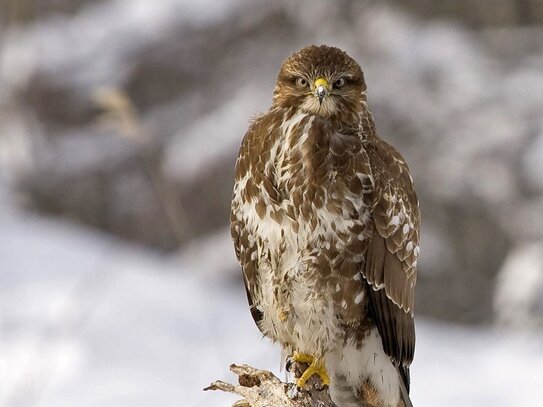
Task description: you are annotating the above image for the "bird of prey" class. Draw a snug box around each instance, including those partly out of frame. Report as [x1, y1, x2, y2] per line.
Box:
[230, 45, 420, 407]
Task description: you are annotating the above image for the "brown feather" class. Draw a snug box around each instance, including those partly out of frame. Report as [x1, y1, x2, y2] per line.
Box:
[231, 45, 420, 406]
[362, 136, 420, 395]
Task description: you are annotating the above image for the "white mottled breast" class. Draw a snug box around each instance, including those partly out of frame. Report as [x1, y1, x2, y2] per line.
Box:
[235, 111, 368, 355]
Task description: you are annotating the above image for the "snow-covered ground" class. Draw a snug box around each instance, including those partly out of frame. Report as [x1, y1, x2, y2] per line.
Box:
[1, 208, 542, 407]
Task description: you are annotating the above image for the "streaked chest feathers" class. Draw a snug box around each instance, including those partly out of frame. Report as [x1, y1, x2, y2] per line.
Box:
[232, 109, 374, 353]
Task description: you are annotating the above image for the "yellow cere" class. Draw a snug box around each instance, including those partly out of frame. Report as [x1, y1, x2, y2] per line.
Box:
[314, 77, 330, 90]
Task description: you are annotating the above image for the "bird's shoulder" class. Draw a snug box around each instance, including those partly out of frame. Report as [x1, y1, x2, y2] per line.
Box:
[363, 136, 418, 216]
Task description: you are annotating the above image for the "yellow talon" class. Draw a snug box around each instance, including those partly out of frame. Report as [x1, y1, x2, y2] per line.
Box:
[291, 352, 330, 389]
[292, 352, 315, 365]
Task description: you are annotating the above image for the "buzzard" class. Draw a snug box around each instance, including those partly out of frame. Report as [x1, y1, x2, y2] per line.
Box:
[230, 45, 420, 407]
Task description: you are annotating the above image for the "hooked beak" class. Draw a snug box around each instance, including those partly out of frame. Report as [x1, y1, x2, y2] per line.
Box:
[314, 77, 329, 105]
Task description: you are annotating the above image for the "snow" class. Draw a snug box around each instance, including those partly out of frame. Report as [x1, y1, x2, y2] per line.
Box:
[0, 209, 277, 407]
[494, 243, 543, 328]
[1, 209, 542, 407]
[414, 321, 543, 406]
[178, 228, 239, 278]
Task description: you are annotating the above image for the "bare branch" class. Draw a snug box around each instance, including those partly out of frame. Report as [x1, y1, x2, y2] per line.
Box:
[205, 363, 336, 407]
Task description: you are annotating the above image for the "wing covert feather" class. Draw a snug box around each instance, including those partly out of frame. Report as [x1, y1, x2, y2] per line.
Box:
[362, 138, 420, 392]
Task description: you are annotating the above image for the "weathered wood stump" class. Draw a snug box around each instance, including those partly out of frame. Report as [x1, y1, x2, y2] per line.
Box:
[205, 363, 337, 407]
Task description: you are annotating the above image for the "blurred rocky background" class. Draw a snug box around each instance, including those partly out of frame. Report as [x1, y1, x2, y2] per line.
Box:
[1, 1, 543, 406]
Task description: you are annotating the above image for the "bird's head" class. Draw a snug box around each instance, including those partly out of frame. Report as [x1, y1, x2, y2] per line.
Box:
[272, 45, 367, 119]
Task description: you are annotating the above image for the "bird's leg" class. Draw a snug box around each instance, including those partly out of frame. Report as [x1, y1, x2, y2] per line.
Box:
[288, 352, 330, 389]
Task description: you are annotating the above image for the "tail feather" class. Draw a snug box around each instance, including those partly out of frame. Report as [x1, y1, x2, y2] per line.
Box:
[399, 365, 410, 393]
[397, 366, 414, 407]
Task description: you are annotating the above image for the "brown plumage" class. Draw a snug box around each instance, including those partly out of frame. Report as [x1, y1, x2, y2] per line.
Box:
[231, 45, 420, 407]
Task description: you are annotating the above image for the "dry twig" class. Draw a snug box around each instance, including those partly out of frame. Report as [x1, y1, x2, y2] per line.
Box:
[205, 363, 336, 407]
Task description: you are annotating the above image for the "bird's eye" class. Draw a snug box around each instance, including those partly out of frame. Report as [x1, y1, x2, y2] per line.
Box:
[333, 77, 346, 89]
[296, 77, 308, 87]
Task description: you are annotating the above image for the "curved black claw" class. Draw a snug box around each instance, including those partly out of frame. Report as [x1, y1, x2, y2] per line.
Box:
[285, 357, 294, 373]
[314, 382, 329, 392]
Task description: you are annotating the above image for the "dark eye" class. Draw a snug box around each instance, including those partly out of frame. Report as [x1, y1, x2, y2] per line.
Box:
[296, 77, 308, 87]
[333, 77, 346, 89]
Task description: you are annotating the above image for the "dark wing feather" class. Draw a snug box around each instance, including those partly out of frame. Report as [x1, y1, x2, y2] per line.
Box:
[363, 138, 420, 392]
